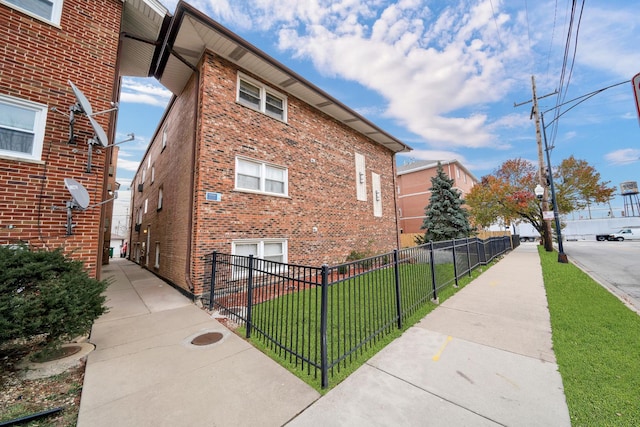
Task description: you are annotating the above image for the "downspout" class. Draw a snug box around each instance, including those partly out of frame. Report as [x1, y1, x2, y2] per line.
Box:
[392, 154, 401, 250]
[96, 4, 125, 279]
[183, 66, 201, 296]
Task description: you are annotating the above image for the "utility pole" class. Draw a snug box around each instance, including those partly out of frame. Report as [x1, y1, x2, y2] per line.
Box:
[530, 76, 553, 252]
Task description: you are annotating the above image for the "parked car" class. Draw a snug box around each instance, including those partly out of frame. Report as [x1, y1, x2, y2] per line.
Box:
[609, 228, 640, 241]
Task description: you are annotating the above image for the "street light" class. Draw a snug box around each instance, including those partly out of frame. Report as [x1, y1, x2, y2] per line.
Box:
[534, 184, 544, 200]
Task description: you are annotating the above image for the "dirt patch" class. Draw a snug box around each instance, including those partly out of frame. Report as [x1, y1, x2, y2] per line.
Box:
[0, 340, 85, 426]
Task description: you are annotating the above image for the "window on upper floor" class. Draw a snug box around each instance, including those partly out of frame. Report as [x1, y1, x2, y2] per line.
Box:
[2, 0, 64, 26]
[0, 94, 48, 161]
[161, 125, 168, 151]
[157, 187, 163, 211]
[237, 74, 287, 122]
[235, 157, 288, 196]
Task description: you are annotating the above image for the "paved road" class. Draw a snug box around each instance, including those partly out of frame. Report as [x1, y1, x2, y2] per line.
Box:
[562, 240, 640, 312]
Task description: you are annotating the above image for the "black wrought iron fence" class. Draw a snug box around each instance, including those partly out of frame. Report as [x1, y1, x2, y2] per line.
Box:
[207, 235, 516, 388]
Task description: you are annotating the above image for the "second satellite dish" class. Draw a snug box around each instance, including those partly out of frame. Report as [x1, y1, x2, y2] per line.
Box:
[64, 178, 90, 210]
[68, 80, 108, 147]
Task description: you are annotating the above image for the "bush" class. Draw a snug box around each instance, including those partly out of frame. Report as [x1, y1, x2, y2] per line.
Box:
[0, 246, 108, 350]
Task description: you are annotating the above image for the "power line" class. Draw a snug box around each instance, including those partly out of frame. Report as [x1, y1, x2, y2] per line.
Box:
[488, 0, 504, 50]
[548, 0, 586, 152]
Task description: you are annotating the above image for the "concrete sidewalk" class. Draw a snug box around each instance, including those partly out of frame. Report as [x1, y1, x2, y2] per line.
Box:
[77, 259, 320, 427]
[289, 243, 570, 426]
[78, 244, 570, 426]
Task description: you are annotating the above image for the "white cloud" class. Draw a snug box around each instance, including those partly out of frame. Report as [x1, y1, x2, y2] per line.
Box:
[116, 158, 141, 173]
[605, 149, 640, 165]
[576, 7, 640, 79]
[400, 149, 466, 163]
[174, 0, 638, 160]
[196, 0, 533, 148]
[120, 78, 172, 107]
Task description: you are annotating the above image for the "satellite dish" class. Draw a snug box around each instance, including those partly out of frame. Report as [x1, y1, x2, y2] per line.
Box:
[68, 80, 109, 147]
[64, 178, 90, 209]
[68, 80, 93, 115]
[88, 115, 109, 147]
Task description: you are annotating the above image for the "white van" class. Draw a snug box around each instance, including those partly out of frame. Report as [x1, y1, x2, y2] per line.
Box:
[609, 228, 640, 241]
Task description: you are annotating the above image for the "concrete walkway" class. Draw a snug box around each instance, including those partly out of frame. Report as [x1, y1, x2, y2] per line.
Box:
[76, 259, 320, 427]
[78, 244, 570, 426]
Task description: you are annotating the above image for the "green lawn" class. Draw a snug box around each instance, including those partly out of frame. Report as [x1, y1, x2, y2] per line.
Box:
[539, 247, 640, 426]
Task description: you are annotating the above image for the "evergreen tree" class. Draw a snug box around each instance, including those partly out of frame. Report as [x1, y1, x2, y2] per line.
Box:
[416, 162, 474, 243]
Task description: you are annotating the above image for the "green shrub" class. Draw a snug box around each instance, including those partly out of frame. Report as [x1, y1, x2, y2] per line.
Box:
[0, 246, 108, 350]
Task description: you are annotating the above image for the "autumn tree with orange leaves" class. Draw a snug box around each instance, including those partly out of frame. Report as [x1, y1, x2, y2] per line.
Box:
[466, 157, 614, 250]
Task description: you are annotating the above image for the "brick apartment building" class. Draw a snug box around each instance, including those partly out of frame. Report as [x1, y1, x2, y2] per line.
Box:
[128, 2, 411, 297]
[0, 0, 168, 277]
[396, 160, 478, 235]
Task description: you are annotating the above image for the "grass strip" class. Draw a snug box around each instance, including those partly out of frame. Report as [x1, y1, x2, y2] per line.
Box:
[539, 247, 640, 426]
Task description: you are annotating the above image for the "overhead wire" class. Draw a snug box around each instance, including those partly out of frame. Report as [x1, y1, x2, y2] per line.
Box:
[547, 0, 585, 151]
[488, 0, 504, 50]
[545, 0, 559, 79]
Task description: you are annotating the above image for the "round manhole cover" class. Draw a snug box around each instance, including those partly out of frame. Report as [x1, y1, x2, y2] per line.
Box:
[190, 332, 224, 346]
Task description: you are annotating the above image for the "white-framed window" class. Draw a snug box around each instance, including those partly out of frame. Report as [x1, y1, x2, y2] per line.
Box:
[151, 165, 155, 183]
[237, 73, 287, 121]
[2, 0, 64, 26]
[161, 125, 167, 150]
[235, 157, 288, 196]
[233, 240, 287, 263]
[137, 207, 142, 225]
[0, 94, 48, 161]
[231, 239, 288, 278]
[154, 242, 160, 268]
[142, 168, 146, 183]
[355, 152, 366, 201]
[157, 187, 163, 210]
[144, 198, 148, 214]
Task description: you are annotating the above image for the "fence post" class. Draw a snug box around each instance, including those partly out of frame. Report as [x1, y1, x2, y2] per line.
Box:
[393, 249, 402, 329]
[320, 264, 329, 389]
[466, 237, 472, 277]
[209, 251, 217, 310]
[452, 238, 459, 288]
[429, 242, 438, 303]
[246, 255, 254, 339]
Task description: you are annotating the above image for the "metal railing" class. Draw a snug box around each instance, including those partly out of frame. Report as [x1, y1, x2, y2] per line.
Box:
[207, 235, 515, 388]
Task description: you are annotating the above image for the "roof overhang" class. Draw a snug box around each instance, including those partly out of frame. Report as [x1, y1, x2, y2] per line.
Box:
[118, 0, 171, 77]
[153, 1, 411, 153]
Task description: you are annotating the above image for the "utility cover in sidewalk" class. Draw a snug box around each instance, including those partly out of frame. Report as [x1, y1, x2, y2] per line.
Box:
[190, 332, 224, 346]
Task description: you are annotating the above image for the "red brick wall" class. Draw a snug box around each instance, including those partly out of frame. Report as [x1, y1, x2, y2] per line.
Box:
[130, 74, 196, 291]
[0, 1, 122, 277]
[133, 52, 402, 296]
[189, 53, 399, 295]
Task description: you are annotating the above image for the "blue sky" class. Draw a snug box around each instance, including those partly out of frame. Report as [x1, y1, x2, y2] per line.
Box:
[111, 0, 640, 232]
